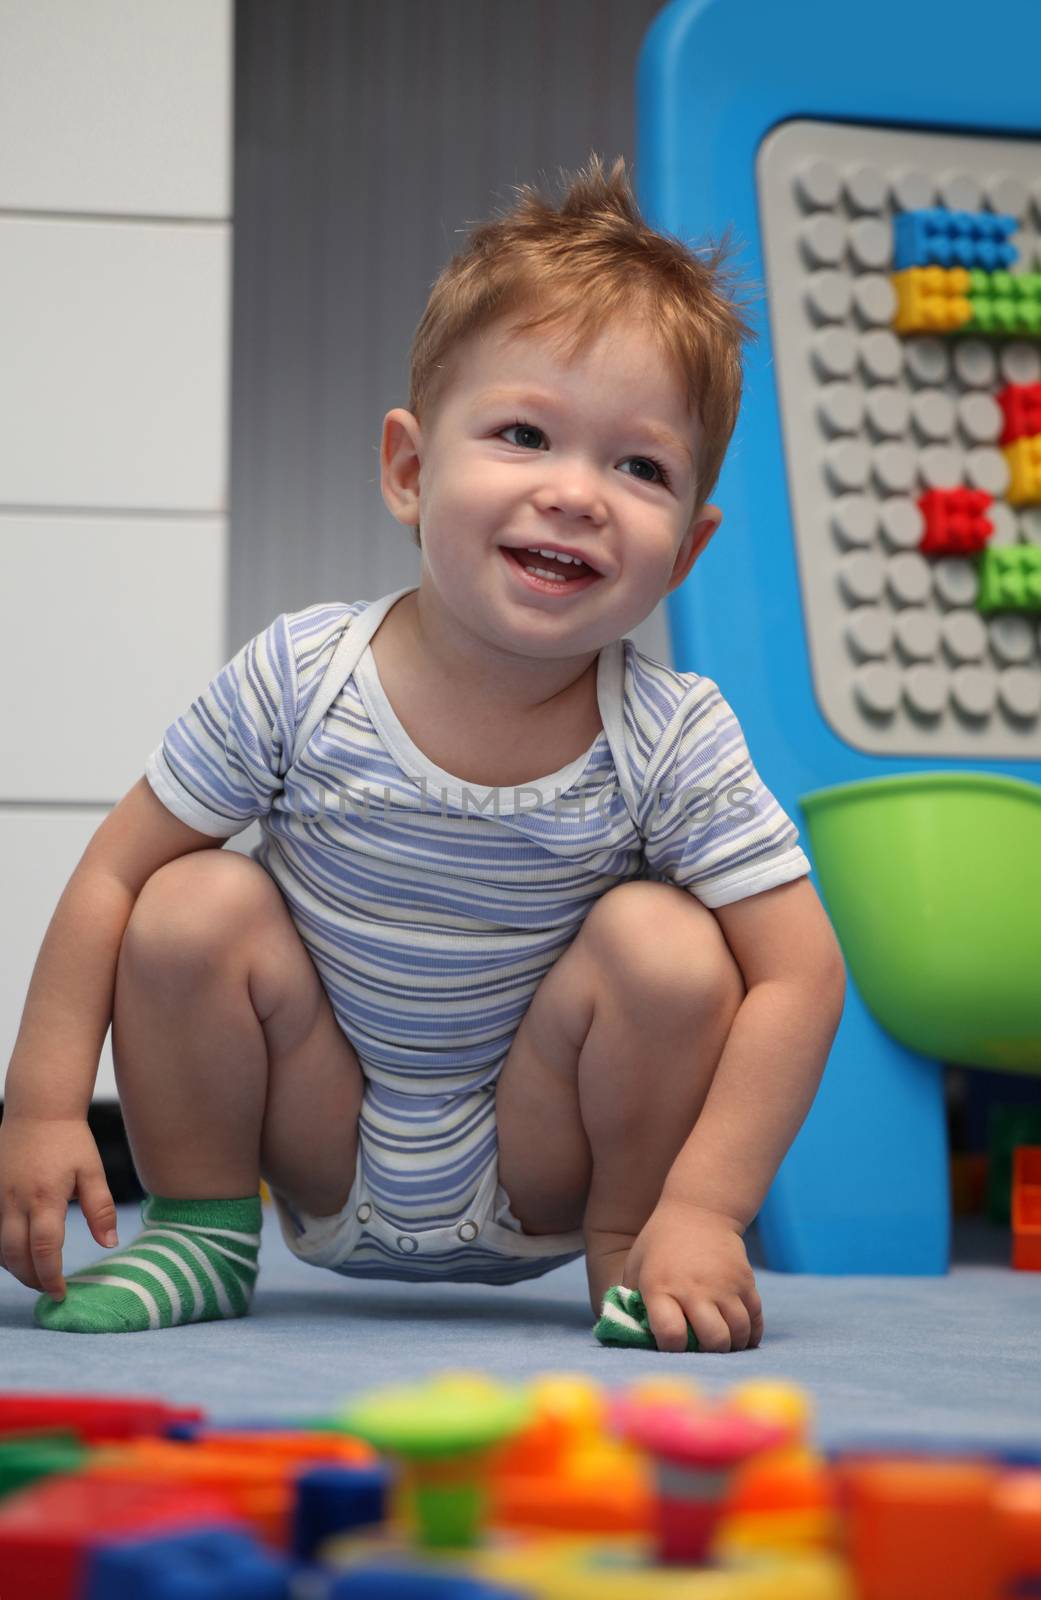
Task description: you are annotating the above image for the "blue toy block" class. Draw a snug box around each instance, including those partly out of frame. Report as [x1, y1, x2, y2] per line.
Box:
[328, 1568, 528, 1598]
[83, 1525, 290, 1599]
[291, 1463, 394, 1561]
[893, 207, 1018, 271]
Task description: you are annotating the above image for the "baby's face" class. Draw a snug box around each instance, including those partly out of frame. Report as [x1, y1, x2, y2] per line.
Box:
[381, 316, 721, 656]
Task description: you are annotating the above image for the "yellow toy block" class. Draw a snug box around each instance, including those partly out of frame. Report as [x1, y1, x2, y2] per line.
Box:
[1003, 435, 1041, 505]
[891, 266, 973, 334]
[466, 1535, 857, 1598]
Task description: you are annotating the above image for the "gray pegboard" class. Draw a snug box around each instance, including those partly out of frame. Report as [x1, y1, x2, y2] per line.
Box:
[757, 117, 1041, 758]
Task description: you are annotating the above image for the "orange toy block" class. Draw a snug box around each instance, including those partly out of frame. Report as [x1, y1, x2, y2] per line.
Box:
[83, 1434, 374, 1551]
[994, 1468, 1041, 1582]
[837, 1457, 1003, 1600]
[489, 1375, 652, 1534]
[1011, 1145, 1041, 1270]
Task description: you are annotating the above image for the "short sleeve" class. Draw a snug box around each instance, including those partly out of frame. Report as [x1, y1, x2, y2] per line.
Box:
[639, 678, 811, 908]
[145, 613, 298, 838]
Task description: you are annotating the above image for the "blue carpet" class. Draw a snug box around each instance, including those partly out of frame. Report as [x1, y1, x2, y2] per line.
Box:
[1, 1204, 1038, 1455]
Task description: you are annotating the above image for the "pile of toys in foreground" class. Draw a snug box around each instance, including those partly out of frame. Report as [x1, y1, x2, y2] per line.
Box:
[1, 1371, 1039, 1597]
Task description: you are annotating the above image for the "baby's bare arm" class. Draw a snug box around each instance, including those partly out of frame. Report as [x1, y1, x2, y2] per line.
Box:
[0, 779, 224, 1294]
[659, 878, 846, 1228]
[5, 777, 223, 1120]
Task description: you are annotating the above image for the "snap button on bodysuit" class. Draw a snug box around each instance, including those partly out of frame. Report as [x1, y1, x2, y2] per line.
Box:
[356, 1203, 372, 1223]
[397, 1236, 419, 1253]
[457, 1221, 478, 1242]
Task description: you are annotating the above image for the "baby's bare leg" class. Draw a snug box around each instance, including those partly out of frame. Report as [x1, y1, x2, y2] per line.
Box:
[497, 883, 744, 1327]
[111, 850, 364, 1218]
[34, 850, 366, 1333]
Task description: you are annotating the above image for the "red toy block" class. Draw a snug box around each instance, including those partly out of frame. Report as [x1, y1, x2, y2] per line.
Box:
[0, 1393, 204, 1445]
[918, 487, 994, 555]
[1011, 1145, 1041, 1271]
[0, 1473, 242, 1600]
[998, 382, 1041, 445]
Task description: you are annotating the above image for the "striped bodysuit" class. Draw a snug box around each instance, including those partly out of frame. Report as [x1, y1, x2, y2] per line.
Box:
[145, 586, 810, 1285]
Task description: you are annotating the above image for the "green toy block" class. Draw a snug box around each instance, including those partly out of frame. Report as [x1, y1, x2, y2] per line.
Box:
[336, 1378, 532, 1550]
[964, 269, 1041, 337]
[0, 1431, 86, 1499]
[975, 546, 1041, 613]
[987, 1106, 1041, 1225]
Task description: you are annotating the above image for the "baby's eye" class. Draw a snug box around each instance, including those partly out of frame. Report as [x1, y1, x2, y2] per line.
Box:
[498, 420, 671, 489]
[623, 454, 672, 488]
[500, 421, 545, 452]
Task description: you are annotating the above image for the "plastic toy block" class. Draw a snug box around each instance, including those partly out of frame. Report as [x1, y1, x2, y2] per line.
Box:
[489, 1374, 652, 1535]
[996, 1467, 1041, 1583]
[714, 1382, 838, 1554]
[337, 1377, 533, 1550]
[891, 266, 973, 333]
[976, 545, 1041, 613]
[918, 487, 994, 555]
[491, 1448, 651, 1536]
[965, 270, 1041, 337]
[1003, 435, 1041, 504]
[83, 1435, 333, 1549]
[608, 1393, 792, 1566]
[836, 1458, 1003, 1600]
[1011, 1145, 1041, 1271]
[468, 1538, 855, 1597]
[323, 1569, 530, 1598]
[158, 1426, 378, 1470]
[0, 1473, 242, 1600]
[893, 208, 1018, 272]
[973, 269, 1041, 300]
[0, 1393, 204, 1444]
[986, 1106, 1041, 1224]
[82, 1525, 291, 1599]
[291, 1462, 394, 1562]
[0, 1429, 86, 1499]
[997, 383, 1041, 445]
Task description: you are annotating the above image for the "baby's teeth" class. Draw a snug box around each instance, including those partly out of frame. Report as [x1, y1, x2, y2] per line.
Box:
[527, 565, 567, 582]
[526, 546, 578, 565]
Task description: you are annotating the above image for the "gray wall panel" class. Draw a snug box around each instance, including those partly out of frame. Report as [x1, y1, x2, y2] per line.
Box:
[231, 0, 672, 663]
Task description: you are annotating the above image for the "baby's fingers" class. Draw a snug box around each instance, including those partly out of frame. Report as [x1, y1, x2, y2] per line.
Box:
[0, 1209, 40, 1292]
[30, 1205, 68, 1300]
[645, 1291, 718, 1354]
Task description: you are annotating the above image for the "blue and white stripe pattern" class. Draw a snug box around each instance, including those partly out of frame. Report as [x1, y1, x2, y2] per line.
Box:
[145, 589, 810, 1284]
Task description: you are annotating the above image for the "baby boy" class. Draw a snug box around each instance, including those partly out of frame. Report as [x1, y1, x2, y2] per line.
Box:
[0, 154, 845, 1353]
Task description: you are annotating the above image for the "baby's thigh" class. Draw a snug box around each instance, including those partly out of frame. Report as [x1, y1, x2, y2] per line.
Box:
[259, 998, 365, 1220]
[127, 847, 365, 1220]
[197, 857, 368, 1219]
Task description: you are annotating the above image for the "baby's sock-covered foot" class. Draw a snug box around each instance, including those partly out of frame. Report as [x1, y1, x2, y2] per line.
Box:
[34, 1194, 261, 1333]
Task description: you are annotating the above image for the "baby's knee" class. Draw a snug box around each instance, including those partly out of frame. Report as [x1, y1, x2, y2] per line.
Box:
[121, 850, 280, 978]
[587, 882, 744, 1016]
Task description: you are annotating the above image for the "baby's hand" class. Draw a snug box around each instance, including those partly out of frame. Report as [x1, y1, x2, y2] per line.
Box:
[621, 1197, 763, 1353]
[0, 1114, 119, 1299]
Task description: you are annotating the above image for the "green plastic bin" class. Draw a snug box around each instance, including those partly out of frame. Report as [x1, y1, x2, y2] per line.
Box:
[800, 772, 1041, 1074]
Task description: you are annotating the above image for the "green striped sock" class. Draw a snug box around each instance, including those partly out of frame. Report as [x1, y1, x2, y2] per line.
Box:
[34, 1194, 262, 1334]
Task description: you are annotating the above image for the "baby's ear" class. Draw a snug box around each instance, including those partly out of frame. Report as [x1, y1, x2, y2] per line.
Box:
[668, 504, 722, 592]
[380, 409, 423, 529]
